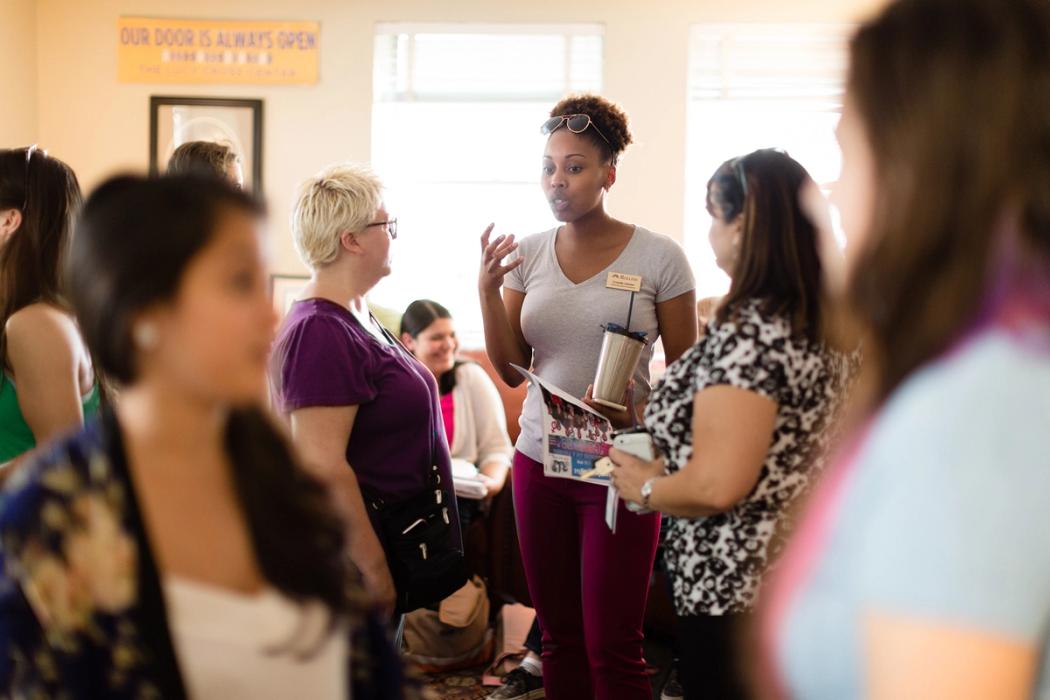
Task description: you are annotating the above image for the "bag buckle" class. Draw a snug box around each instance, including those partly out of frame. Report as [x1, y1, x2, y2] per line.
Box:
[419, 542, 428, 560]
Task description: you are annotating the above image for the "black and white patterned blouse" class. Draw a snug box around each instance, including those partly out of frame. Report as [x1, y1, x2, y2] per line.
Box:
[645, 299, 857, 616]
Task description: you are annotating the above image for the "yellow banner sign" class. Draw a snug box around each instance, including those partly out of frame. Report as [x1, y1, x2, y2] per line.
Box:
[118, 17, 319, 85]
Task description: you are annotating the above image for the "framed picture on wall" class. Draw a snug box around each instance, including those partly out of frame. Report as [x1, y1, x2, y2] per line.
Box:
[149, 96, 264, 195]
[270, 274, 309, 321]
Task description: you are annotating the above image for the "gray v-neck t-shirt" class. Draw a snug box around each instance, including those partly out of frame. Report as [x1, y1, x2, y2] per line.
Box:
[504, 226, 695, 462]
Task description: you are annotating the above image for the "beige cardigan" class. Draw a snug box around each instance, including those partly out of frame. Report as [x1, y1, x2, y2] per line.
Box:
[448, 362, 514, 470]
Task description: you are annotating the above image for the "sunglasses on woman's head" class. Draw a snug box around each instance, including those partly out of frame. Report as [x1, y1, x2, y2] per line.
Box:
[540, 114, 610, 145]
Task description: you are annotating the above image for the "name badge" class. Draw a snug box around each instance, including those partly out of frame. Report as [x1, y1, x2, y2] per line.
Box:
[606, 271, 642, 292]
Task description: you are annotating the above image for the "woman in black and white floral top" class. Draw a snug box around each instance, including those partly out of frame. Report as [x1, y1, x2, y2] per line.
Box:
[610, 150, 857, 700]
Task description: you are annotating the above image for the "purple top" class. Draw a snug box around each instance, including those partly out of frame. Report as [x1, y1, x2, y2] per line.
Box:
[271, 299, 457, 522]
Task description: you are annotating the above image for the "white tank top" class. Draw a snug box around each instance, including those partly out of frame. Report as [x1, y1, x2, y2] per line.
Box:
[164, 577, 349, 700]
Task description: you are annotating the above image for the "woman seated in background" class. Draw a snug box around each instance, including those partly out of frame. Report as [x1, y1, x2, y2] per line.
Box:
[0, 146, 98, 472]
[764, 0, 1050, 697]
[0, 174, 417, 698]
[400, 299, 512, 530]
[610, 149, 858, 700]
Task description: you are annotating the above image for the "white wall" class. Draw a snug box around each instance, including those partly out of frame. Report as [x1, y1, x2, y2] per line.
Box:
[23, 0, 884, 273]
[0, 0, 39, 146]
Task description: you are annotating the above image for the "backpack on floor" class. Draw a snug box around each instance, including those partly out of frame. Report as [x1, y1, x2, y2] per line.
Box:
[402, 575, 493, 673]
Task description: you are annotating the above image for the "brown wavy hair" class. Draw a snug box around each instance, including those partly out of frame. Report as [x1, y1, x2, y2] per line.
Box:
[549, 93, 633, 165]
[167, 140, 239, 179]
[0, 147, 82, 372]
[846, 0, 1050, 403]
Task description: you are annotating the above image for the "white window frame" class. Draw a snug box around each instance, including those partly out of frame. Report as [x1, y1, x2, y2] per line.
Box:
[684, 23, 852, 300]
[370, 23, 605, 348]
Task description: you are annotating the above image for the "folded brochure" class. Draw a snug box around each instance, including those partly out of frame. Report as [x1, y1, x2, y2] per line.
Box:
[510, 364, 623, 532]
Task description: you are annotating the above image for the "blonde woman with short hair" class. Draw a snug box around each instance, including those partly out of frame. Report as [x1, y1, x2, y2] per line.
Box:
[271, 163, 465, 619]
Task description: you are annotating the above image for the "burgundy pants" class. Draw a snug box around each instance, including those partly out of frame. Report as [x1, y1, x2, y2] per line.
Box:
[513, 451, 660, 699]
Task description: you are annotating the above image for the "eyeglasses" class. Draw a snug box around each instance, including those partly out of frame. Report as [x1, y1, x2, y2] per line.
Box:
[540, 114, 610, 145]
[23, 144, 46, 212]
[366, 218, 397, 239]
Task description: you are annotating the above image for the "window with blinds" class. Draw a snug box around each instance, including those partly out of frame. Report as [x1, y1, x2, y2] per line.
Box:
[369, 24, 603, 347]
[374, 25, 603, 102]
[689, 25, 849, 102]
[684, 24, 851, 299]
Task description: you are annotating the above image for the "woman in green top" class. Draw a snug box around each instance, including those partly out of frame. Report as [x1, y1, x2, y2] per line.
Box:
[0, 147, 97, 467]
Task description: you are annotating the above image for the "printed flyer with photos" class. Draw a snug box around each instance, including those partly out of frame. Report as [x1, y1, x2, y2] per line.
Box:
[511, 365, 614, 483]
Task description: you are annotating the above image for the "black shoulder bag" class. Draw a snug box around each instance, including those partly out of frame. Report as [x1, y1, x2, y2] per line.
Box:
[363, 320, 467, 614]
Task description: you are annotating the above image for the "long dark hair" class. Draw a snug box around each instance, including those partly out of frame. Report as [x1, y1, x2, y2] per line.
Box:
[708, 149, 825, 343]
[69, 174, 358, 616]
[846, 0, 1050, 404]
[400, 299, 464, 394]
[0, 147, 82, 372]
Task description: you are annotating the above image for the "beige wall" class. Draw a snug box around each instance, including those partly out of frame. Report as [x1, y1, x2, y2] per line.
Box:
[0, 0, 39, 146]
[23, 0, 883, 274]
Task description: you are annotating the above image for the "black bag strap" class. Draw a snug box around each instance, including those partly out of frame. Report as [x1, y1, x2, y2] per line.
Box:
[368, 313, 443, 510]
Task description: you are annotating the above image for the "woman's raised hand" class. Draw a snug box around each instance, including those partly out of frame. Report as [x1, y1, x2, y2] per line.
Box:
[479, 224, 524, 295]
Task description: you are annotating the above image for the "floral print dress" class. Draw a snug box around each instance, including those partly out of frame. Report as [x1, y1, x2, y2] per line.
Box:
[0, 410, 422, 699]
[645, 300, 858, 616]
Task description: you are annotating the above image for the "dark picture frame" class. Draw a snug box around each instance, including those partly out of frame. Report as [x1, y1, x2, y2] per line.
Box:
[149, 96, 264, 194]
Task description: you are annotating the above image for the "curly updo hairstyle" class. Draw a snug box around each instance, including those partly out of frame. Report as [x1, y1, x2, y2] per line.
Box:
[548, 94, 633, 166]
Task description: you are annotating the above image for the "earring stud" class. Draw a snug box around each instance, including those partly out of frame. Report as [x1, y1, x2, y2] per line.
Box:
[133, 323, 158, 350]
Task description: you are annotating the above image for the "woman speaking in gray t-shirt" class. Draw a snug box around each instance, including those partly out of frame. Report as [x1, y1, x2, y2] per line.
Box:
[477, 93, 697, 700]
